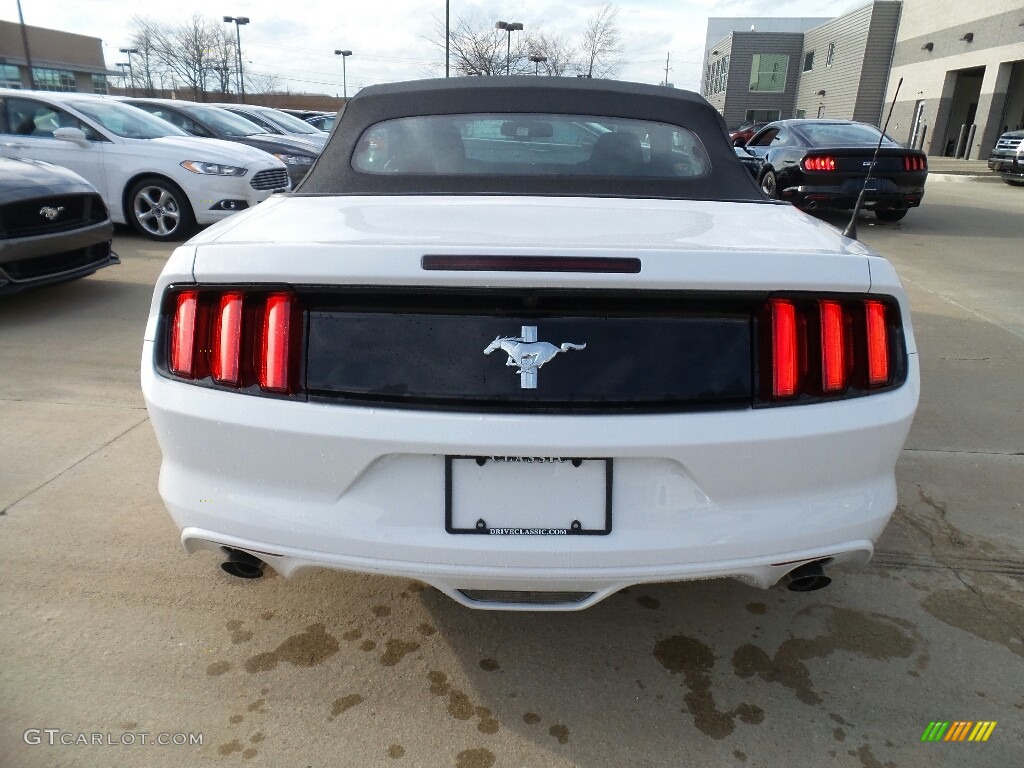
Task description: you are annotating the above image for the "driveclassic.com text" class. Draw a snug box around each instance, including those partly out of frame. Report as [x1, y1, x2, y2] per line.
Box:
[23, 729, 203, 746]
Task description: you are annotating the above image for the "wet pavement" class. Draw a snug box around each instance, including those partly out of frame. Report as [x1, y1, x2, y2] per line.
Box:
[1, 181, 1022, 767]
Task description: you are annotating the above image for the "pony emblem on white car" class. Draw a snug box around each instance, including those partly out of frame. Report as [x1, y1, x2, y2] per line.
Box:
[484, 326, 587, 389]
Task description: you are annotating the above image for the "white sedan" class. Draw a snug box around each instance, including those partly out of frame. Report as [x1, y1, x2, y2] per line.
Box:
[142, 78, 919, 610]
[0, 89, 289, 240]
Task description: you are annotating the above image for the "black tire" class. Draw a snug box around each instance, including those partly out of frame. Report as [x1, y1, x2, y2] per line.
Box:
[1003, 178, 1024, 187]
[875, 208, 908, 222]
[126, 177, 196, 241]
[759, 169, 777, 199]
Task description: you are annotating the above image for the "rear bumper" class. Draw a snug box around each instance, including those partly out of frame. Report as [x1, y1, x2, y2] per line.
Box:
[183, 528, 876, 610]
[988, 155, 1023, 179]
[782, 183, 925, 210]
[142, 342, 919, 608]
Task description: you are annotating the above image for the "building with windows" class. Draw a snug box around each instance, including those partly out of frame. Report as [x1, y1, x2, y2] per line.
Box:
[0, 20, 119, 93]
[885, 0, 1024, 159]
[703, 1, 1024, 157]
[702, 2, 903, 129]
[703, 16, 829, 55]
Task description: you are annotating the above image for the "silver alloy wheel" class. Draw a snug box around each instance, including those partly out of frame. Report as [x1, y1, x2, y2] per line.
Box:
[760, 170, 777, 198]
[133, 185, 182, 237]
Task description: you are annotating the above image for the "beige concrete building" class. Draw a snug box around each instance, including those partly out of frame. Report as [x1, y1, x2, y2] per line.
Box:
[0, 20, 118, 93]
[887, 0, 1024, 158]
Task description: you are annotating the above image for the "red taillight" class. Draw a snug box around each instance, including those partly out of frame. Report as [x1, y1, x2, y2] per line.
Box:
[802, 156, 836, 172]
[865, 301, 891, 386]
[762, 297, 899, 403]
[170, 290, 198, 378]
[771, 300, 799, 397]
[903, 155, 927, 171]
[819, 301, 847, 393]
[259, 293, 293, 393]
[211, 292, 243, 386]
[166, 288, 302, 396]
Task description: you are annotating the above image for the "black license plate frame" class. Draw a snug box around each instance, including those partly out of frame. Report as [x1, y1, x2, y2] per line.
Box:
[444, 456, 613, 536]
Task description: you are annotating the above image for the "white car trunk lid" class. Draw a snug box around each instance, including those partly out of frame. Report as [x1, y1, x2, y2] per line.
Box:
[190, 196, 873, 293]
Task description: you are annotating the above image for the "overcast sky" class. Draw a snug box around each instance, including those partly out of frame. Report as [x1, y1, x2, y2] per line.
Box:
[5, 0, 859, 94]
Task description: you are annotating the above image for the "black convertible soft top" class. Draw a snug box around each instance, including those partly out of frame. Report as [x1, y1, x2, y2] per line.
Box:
[298, 77, 761, 201]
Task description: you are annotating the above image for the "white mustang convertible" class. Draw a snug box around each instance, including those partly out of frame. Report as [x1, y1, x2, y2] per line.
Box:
[142, 78, 919, 610]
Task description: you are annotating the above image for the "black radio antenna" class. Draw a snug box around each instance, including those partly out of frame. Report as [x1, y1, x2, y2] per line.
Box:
[843, 77, 903, 240]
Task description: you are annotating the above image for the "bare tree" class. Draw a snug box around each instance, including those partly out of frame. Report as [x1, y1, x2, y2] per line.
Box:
[245, 71, 280, 96]
[207, 25, 237, 96]
[578, 4, 622, 79]
[526, 31, 577, 76]
[127, 16, 162, 96]
[430, 15, 531, 76]
[152, 13, 221, 100]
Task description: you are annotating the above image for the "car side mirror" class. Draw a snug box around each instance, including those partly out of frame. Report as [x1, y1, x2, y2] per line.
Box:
[53, 127, 90, 147]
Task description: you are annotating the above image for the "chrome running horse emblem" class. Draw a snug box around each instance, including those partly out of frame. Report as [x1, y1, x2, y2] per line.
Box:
[39, 205, 65, 221]
[484, 326, 587, 389]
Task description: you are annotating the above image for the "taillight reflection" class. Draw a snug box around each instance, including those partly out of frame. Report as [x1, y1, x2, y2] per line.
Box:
[211, 292, 243, 386]
[819, 301, 847, 393]
[771, 300, 798, 398]
[259, 293, 292, 393]
[170, 291, 198, 378]
[865, 301, 891, 386]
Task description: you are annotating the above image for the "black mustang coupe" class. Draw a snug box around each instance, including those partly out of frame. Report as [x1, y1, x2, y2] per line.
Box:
[740, 119, 928, 221]
[0, 156, 116, 295]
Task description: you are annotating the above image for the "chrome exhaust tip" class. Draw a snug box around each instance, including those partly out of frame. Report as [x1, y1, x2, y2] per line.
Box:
[784, 560, 832, 592]
[220, 547, 265, 579]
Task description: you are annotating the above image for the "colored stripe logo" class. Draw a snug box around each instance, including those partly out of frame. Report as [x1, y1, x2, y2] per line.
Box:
[921, 721, 996, 742]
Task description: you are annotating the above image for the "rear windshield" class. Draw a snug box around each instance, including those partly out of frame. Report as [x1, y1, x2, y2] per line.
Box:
[352, 114, 710, 178]
[259, 108, 324, 134]
[184, 105, 268, 136]
[798, 122, 899, 146]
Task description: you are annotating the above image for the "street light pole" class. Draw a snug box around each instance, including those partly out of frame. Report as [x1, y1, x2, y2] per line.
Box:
[116, 62, 130, 91]
[16, 0, 35, 89]
[223, 16, 250, 103]
[334, 50, 352, 99]
[119, 48, 138, 96]
[529, 54, 547, 75]
[495, 21, 523, 76]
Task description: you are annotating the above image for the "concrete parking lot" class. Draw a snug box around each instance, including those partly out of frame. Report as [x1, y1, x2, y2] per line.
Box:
[1, 180, 1022, 767]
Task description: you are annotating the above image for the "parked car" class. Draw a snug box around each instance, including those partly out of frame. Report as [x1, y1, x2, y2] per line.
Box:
[0, 156, 116, 294]
[987, 130, 1024, 186]
[728, 120, 768, 146]
[743, 119, 928, 221]
[733, 145, 766, 181]
[210, 104, 328, 150]
[142, 78, 918, 611]
[126, 98, 321, 188]
[304, 113, 336, 132]
[0, 89, 289, 241]
[278, 108, 326, 122]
